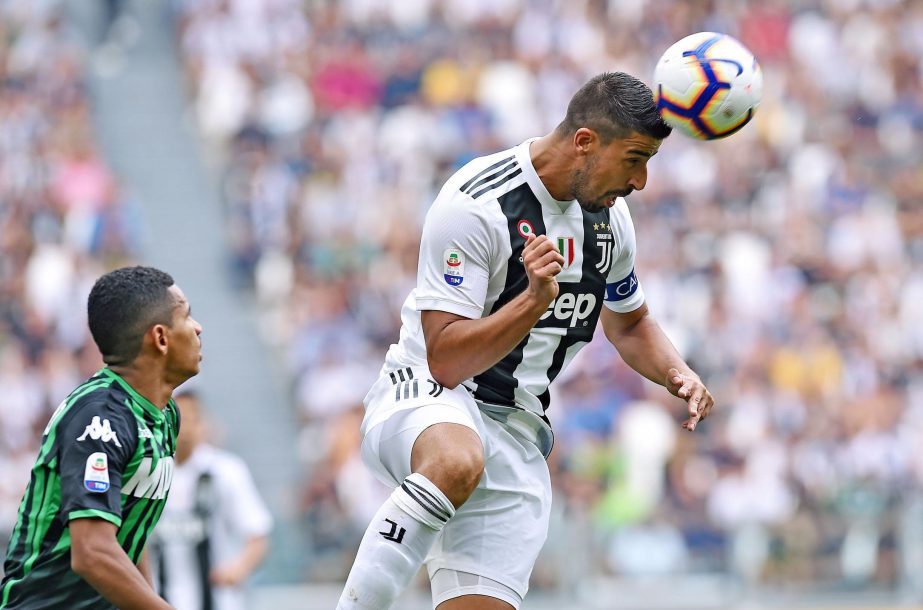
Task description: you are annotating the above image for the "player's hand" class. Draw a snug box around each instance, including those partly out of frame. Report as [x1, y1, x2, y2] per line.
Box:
[210, 561, 249, 587]
[523, 234, 564, 305]
[666, 367, 714, 431]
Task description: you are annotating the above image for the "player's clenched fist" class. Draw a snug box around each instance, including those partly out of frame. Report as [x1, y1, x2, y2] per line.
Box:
[523, 234, 564, 305]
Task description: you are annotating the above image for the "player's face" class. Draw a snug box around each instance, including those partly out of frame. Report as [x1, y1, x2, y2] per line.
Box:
[164, 286, 203, 380]
[572, 131, 661, 212]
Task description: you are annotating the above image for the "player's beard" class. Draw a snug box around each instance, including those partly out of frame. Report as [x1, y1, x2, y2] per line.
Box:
[572, 157, 631, 212]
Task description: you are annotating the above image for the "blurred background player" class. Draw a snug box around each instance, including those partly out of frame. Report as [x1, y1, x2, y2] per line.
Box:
[150, 390, 272, 610]
[1, 265, 202, 609]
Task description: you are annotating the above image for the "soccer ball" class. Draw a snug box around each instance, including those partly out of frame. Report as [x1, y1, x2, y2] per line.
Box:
[653, 32, 763, 140]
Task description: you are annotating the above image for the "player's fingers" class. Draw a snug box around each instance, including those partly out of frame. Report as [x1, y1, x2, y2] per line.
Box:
[698, 392, 714, 420]
[523, 233, 549, 253]
[667, 367, 683, 388]
[688, 387, 704, 418]
[536, 261, 563, 277]
[530, 248, 565, 269]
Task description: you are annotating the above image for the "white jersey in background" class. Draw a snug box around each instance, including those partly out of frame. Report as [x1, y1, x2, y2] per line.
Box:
[151, 444, 273, 610]
[383, 139, 645, 456]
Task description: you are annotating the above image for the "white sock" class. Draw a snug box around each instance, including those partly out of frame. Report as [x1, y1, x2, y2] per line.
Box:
[337, 473, 456, 609]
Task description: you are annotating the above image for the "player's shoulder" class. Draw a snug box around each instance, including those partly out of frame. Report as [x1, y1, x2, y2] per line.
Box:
[607, 197, 637, 236]
[441, 145, 523, 202]
[55, 376, 137, 435]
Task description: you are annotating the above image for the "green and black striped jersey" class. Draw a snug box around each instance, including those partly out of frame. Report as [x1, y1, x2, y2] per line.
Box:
[1, 368, 180, 609]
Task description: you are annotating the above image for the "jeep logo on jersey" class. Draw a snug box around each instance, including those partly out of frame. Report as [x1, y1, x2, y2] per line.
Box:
[122, 456, 174, 499]
[556, 237, 575, 268]
[443, 248, 465, 286]
[605, 269, 639, 302]
[77, 416, 122, 448]
[539, 292, 598, 328]
[83, 452, 110, 493]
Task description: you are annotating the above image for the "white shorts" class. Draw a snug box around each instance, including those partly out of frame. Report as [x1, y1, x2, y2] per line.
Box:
[360, 366, 552, 606]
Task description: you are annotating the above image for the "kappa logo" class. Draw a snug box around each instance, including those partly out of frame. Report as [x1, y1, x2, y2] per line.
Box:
[77, 416, 122, 448]
[137, 427, 153, 439]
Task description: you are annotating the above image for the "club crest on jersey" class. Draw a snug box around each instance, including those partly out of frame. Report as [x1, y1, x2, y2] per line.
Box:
[596, 225, 615, 276]
[84, 452, 110, 493]
[443, 248, 465, 286]
[556, 237, 575, 268]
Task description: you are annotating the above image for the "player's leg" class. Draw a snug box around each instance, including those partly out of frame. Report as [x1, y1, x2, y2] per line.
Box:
[437, 595, 514, 610]
[337, 373, 485, 610]
[426, 414, 552, 610]
[410, 421, 484, 507]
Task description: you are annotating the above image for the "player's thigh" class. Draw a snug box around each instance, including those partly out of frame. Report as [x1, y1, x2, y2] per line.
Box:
[436, 595, 514, 610]
[426, 417, 552, 606]
[360, 369, 484, 487]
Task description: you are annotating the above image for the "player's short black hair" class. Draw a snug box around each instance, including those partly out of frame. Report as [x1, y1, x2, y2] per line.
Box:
[558, 72, 672, 142]
[87, 266, 176, 366]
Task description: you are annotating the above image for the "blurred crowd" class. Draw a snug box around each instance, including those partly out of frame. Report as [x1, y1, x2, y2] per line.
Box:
[169, 0, 923, 593]
[2, 0, 921, 597]
[0, 1, 140, 559]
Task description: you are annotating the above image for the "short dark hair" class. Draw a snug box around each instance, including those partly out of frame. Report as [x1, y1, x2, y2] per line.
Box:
[87, 266, 176, 366]
[557, 72, 672, 142]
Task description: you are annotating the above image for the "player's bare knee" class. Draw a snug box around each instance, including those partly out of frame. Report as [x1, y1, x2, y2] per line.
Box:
[412, 427, 484, 507]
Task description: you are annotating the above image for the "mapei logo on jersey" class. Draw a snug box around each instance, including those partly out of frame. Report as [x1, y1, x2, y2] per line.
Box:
[443, 248, 465, 286]
[605, 269, 639, 302]
[77, 416, 122, 448]
[84, 452, 110, 493]
[122, 456, 175, 500]
[540, 292, 598, 328]
[555, 237, 575, 268]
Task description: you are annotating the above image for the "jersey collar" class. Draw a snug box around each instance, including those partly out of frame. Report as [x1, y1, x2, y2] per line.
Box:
[99, 368, 165, 421]
[516, 138, 576, 215]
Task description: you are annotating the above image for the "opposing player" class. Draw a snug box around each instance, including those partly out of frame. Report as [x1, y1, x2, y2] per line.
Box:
[336, 72, 715, 610]
[1, 266, 203, 609]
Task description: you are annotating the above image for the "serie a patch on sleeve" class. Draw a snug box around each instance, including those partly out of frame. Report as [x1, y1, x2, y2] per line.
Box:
[443, 248, 465, 286]
[84, 452, 110, 493]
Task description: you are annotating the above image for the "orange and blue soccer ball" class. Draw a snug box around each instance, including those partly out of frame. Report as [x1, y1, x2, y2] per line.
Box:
[654, 32, 763, 140]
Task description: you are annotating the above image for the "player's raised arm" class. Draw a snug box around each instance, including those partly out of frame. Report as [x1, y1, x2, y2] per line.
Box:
[600, 305, 713, 430]
[70, 518, 174, 610]
[423, 233, 564, 389]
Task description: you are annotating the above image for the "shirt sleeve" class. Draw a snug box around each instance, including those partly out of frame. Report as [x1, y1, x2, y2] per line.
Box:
[413, 186, 493, 320]
[58, 399, 135, 527]
[218, 455, 273, 538]
[604, 200, 646, 313]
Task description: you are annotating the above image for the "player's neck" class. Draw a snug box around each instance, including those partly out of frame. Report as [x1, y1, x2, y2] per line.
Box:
[108, 361, 175, 409]
[529, 133, 575, 201]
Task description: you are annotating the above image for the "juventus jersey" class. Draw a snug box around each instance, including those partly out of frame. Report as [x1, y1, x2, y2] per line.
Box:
[383, 139, 645, 455]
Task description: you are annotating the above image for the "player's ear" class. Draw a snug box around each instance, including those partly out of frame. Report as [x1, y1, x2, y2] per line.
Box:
[573, 128, 596, 155]
[150, 324, 169, 355]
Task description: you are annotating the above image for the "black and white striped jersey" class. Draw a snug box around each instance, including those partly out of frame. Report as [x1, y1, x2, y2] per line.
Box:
[383, 139, 645, 456]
